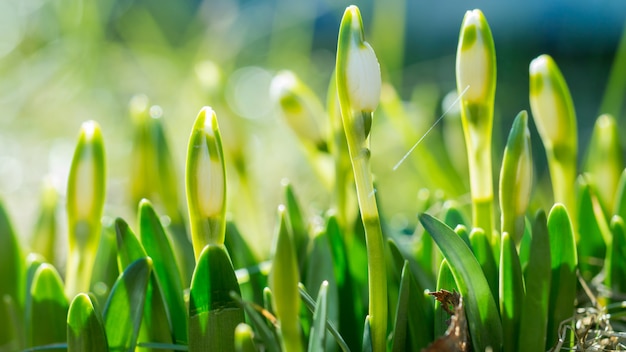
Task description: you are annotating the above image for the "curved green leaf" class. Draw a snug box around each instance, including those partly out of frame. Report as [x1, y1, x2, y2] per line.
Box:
[103, 257, 153, 352]
[67, 293, 108, 352]
[0, 201, 24, 349]
[189, 244, 244, 351]
[308, 281, 329, 352]
[139, 200, 187, 343]
[499, 232, 524, 352]
[419, 213, 502, 351]
[26, 264, 68, 350]
[518, 211, 551, 352]
[546, 204, 577, 349]
[606, 216, 626, 302]
[433, 260, 457, 339]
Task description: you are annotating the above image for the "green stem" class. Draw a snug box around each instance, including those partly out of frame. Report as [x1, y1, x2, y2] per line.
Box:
[546, 149, 577, 227]
[343, 111, 387, 352]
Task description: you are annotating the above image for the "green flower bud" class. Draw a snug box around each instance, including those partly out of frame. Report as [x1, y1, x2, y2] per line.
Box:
[186, 107, 227, 259]
[270, 70, 327, 150]
[499, 111, 533, 244]
[529, 54, 577, 216]
[65, 121, 106, 298]
[456, 9, 496, 104]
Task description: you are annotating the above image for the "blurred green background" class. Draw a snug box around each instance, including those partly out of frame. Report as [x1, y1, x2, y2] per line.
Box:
[1, 0, 625, 254]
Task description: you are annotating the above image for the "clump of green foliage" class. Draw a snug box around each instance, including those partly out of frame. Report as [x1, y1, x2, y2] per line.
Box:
[1, 5, 626, 352]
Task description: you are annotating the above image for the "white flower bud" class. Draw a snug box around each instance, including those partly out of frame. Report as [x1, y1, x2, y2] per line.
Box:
[346, 40, 381, 112]
[456, 9, 496, 104]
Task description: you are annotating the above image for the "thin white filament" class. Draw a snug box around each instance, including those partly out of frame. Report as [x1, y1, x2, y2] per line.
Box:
[392, 85, 469, 171]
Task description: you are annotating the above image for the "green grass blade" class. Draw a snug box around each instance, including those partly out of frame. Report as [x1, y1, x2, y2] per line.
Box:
[583, 114, 623, 212]
[31, 180, 59, 264]
[499, 232, 524, 352]
[26, 264, 68, 350]
[298, 284, 351, 352]
[308, 281, 329, 352]
[114, 218, 147, 271]
[0, 200, 24, 350]
[361, 316, 372, 352]
[468, 227, 498, 303]
[139, 200, 187, 343]
[89, 222, 119, 306]
[606, 216, 626, 302]
[419, 213, 502, 351]
[67, 293, 108, 352]
[614, 169, 626, 220]
[389, 261, 410, 352]
[189, 244, 244, 351]
[326, 215, 361, 350]
[103, 257, 153, 352]
[387, 239, 433, 349]
[577, 177, 609, 280]
[304, 230, 338, 350]
[283, 181, 310, 272]
[433, 260, 457, 339]
[269, 206, 303, 352]
[546, 204, 578, 349]
[518, 211, 551, 352]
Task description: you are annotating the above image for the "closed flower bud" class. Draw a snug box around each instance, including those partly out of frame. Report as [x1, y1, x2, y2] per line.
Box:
[186, 107, 227, 258]
[456, 9, 496, 104]
[337, 5, 382, 114]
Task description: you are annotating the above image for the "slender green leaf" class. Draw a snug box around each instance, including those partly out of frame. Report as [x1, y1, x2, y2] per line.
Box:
[31, 180, 59, 264]
[419, 213, 502, 351]
[326, 215, 361, 350]
[26, 264, 68, 350]
[189, 244, 244, 352]
[442, 201, 467, 230]
[546, 204, 577, 349]
[114, 216, 173, 349]
[139, 200, 187, 343]
[67, 293, 108, 352]
[305, 230, 338, 350]
[361, 316, 372, 352]
[468, 227, 498, 303]
[114, 218, 147, 271]
[390, 262, 409, 352]
[90, 221, 119, 306]
[499, 232, 524, 352]
[518, 211, 551, 352]
[269, 206, 302, 352]
[308, 281, 329, 352]
[577, 177, 609, 280]
[606, 216, 626, 301]
[583, 114, 623, 212]
[298, 284, 351, 352]
[103, 257, 153, 352]
[614, 169, 626, 219]
[433, 260, 457, 339]
[283, 181, 310, 271]
[0, 200, 24, 350]
[387, 239, 432, 349]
